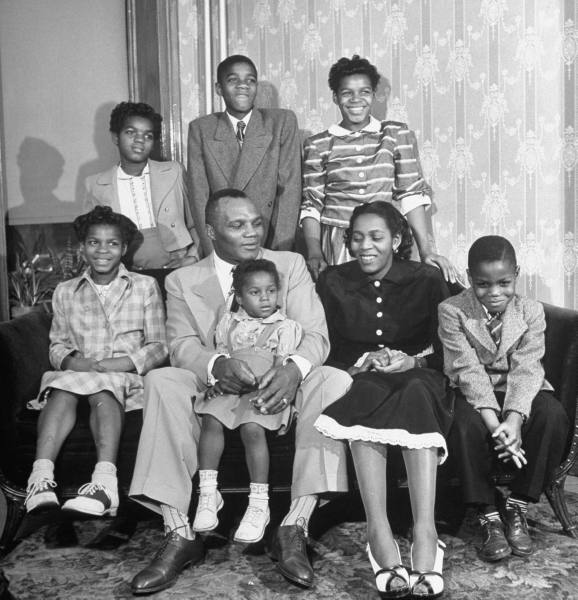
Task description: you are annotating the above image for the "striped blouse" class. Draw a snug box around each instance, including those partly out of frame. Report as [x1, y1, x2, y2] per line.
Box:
[300, 117, 431, 228]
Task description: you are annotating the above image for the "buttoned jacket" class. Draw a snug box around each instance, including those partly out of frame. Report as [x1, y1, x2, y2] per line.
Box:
[187, 109, 301, 255]
[438, 288, 553, 418]
[84, 160, 197, 255]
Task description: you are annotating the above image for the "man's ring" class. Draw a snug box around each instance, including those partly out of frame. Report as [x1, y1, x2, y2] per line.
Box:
[281, 398, 288, 406]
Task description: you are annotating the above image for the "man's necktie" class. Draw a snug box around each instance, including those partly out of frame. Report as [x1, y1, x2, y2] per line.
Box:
[236, 121, 245, 147]
[486, 313, 503, 346]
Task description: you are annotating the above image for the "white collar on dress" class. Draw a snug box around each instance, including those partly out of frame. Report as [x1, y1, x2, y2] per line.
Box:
[327, 115, 382, 137]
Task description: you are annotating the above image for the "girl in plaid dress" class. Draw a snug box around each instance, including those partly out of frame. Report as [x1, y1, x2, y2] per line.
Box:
[193, 259, 302, 544]
[300, 55, 457, 284]
[25, 206, 167, 517]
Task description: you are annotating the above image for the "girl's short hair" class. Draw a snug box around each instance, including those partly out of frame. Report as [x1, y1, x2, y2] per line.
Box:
[328, 55, 381, 93]
[345, 201, 413, 260]
[232, 259, 280, 293]
[73, 206, 138, 245]
[468, 235, 517, 271]
[109, 102, 162, 139]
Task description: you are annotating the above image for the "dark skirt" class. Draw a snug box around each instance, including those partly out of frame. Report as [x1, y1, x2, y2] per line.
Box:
[314, 368, 454, 464]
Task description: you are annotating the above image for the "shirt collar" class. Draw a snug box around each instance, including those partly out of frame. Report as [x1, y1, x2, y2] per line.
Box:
[328, 115, 382, 137]
[232, 307, 285, 323]
[341, 257, 410, 291]
[117, 162, 150, 180]
[226, 110, 253, 131]
[75, 263, 131, 292]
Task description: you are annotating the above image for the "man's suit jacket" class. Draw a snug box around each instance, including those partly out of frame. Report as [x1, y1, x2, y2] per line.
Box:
[187, 109, 301, 255]
[164, 249, 329, 387]
[438, 288, 553, 418]
[84, 160, 198, 256]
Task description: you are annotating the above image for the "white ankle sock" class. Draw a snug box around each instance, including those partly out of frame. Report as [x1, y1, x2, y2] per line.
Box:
[198, 469, 218, 495]
[281, 494, 317, 537]
[248, 482, 269, 511]
[160, 504, 195, 540]
[91, 461, 117, 491]
[28, 459, 55, 488]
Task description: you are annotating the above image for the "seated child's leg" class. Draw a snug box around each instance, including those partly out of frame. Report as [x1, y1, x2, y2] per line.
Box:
[61, 391, 121, 517]
[509, 391, 569, 503]
[26, 389, 79, 512]
[193, 415, 225, 532]
[35, 389, 79, 462]
[234, 423, 270, 543]
[240, 422, 269, 483]
[446, 392, 496, 506]
[502, 392, 569, 557]
[447, 393, 511, 561]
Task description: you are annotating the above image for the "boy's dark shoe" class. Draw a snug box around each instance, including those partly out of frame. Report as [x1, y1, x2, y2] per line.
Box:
[479, 518, 511, 561]
[504, 506, 533, 557]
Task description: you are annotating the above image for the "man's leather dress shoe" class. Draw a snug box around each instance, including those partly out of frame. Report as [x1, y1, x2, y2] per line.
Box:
[131, 532, 205, 595]
[271, 524, 314, 588]
[504, 506, 533, 557]
[478, 518, 511, 562]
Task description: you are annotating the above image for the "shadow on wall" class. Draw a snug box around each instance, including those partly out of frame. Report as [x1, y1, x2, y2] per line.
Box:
[7, 137, 69, 224]
[75, 101, 120, 209]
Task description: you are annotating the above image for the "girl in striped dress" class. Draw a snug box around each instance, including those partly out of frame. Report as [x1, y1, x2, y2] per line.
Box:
[25, 206, 167, 518]
[301, 55, 457, 284]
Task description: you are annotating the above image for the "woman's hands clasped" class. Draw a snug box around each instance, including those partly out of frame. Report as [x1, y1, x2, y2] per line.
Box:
[348, 348, 418, 376]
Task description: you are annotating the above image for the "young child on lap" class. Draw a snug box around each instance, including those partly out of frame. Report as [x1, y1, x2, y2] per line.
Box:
[193, 259, 302, 543]
[25, 206, 167, 517]
[438, 235, 568, 561]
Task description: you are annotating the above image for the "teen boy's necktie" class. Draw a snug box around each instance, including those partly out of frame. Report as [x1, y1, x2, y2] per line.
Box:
[486, 313, 503, 346]
[236, 121, 246, 147]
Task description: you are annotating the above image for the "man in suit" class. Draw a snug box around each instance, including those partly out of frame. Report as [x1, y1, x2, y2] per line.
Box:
[188, 55, 301, 256]
[129, 189, 351, 595]
[85, 102, 199, 269]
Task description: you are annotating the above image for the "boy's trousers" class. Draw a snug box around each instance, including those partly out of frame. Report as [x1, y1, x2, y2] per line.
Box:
[445, 390, 569, 505]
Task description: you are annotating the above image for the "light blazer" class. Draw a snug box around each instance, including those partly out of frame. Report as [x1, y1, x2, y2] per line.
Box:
[438, 288, 553, 418]
[164, 248, 329, 386]
[187, 108, 301, 255]
[84, 160, 198, 257]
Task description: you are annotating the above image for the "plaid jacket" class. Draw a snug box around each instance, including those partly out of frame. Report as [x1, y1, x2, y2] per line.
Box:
[49, 265, 167, 375]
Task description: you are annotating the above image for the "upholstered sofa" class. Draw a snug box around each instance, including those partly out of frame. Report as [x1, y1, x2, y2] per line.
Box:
[1, 294, 577, 555]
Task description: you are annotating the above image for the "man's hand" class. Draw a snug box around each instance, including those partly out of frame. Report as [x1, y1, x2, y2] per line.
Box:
[212, 356, 257, 394]
[251, 361, 302, 415]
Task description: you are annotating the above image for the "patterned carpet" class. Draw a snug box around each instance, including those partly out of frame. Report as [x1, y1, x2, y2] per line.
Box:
[2, 485, 578, 600]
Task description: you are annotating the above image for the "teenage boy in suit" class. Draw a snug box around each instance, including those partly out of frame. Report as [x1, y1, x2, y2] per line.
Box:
[84, 102, 199, 269]
[129, 189, 351, 595]
[188, 55, 301, 256]
[438, 235, 568, 562]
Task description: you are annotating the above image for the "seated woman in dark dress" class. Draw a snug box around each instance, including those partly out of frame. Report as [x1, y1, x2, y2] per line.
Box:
[314, 201, 453, 599]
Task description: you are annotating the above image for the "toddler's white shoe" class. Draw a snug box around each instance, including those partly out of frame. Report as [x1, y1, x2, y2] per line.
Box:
[192, 490, 223, 532]
[233, 505, 270, 543]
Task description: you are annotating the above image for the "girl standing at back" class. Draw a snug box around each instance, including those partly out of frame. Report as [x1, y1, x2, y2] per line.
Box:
[25, 205, 167, 517]
[193, 259, 302, 544]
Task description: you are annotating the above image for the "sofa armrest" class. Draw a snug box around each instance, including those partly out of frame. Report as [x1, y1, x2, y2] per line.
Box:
[542, 302, 578, 471]
[0, 311, 52, 435]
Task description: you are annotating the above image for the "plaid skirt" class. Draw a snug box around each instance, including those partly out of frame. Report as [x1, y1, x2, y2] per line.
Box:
[28, 370, 145, 412]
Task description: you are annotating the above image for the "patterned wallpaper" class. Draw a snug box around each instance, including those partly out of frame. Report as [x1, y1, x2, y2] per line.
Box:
[176, 0, 577, 309]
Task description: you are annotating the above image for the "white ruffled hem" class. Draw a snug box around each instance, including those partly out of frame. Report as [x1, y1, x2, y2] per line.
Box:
[314, 415, 448, 465]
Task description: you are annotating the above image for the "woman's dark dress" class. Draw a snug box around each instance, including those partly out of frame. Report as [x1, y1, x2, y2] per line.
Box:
[314, 258, 454, 464]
